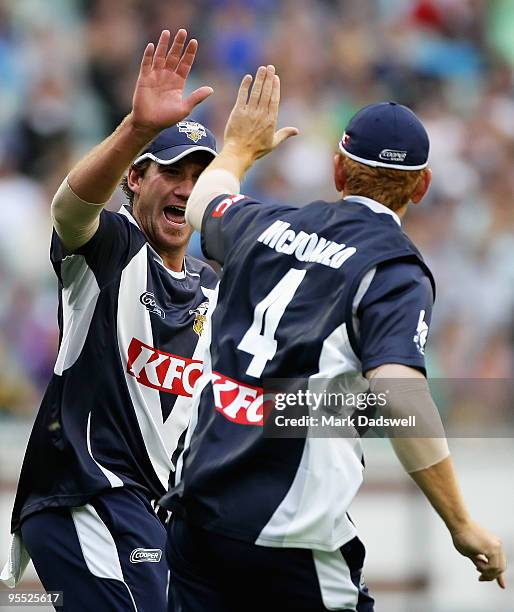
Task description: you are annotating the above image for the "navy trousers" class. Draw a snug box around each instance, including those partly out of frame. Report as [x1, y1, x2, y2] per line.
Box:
[21, 488, 168, 611]
[166, 516, 374, 612]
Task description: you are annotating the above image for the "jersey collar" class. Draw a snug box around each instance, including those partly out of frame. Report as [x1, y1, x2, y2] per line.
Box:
[343, 195, 401, 226]
[119, 205, 187, 279]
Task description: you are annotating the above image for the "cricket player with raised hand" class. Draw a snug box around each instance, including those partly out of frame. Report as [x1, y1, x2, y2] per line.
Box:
[162, 65, 507, 611]
[2, 29, 218, 611]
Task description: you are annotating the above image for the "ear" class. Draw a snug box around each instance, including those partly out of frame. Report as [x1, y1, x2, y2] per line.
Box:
[411, 168, 432, 204]
[333, 153, 347, 193]
[127, 165, 145, 195]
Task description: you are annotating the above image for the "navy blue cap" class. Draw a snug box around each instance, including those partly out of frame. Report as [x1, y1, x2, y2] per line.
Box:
[339, 102, 429, 171]
[134, 120, 217, 166]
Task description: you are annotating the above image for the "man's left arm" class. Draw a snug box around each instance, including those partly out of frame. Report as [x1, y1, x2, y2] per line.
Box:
[185, 65, 298, 232]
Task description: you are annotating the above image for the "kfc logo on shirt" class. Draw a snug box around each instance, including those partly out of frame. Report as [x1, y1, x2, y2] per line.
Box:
[127, 338, 203, 396]
[211, 371, 265, 425]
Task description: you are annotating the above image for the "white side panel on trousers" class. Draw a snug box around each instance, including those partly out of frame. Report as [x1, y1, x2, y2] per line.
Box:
[313, 548, 359, 611]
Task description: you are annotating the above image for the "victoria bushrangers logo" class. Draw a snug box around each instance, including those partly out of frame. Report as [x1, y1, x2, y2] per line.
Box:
[189, 301, 209, 336]
[379, 149, 408, 162]
[177, 120, 206, 143]
[140, 292, 165, 319]
[130, 548, 162, 564]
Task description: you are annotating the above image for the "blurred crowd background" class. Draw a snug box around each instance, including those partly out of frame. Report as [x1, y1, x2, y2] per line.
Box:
[0, 2, 513, 609]
[0, 0, 513, 416]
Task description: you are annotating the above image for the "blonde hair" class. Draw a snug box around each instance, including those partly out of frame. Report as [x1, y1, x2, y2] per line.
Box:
[341, 156, 424, 212]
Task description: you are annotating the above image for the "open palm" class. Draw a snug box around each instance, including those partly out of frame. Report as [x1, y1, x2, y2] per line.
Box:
[132, 29, 213, 133]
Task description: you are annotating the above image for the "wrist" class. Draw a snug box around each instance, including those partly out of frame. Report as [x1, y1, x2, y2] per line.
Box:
[218, 142, 256, 177]
[446, 514, 473, 535]
[124, 113, 161, 146]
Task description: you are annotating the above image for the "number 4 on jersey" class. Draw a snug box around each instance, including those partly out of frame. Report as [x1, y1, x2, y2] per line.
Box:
[237, 268, 306, 378]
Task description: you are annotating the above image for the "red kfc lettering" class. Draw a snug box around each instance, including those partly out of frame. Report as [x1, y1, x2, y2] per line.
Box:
[127, 338, 203, 397]
[211, 371, 264, 426]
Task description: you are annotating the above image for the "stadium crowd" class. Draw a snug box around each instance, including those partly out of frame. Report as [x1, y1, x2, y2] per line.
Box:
[0, 0, 512, 418]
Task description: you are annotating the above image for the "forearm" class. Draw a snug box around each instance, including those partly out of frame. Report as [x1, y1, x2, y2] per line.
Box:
[366, 364, 469, 531]
[67, 113, 158, 203]
[185, 167, 241, 231]
[206, 142, 255, 182]
[409, 456, 471, 533]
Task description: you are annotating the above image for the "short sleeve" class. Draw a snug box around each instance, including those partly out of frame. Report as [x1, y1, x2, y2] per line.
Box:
[356, 259, 434, 375]
[201, 193, 272, 265]
[51, 209, 145, 289]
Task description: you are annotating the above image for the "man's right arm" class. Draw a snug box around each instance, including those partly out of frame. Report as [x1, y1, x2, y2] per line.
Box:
[52, 29, 213, 251]
[367, 365, 506, 588]
[52, 117, 159, 251]
[358, 261, 506, 588]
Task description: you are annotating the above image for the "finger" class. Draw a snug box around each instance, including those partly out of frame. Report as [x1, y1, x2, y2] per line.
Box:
[165, 28, 188, 71]
[497, 574, 506, 589]
[248, 66, 267, 110]
[236, 74, 252, 108]
[176, 38, 198, 80]
[139, 43, 154, 77]
[272, 126, 300, 148]
[269, 74, 280, 117]
[260, 65, 276, 109]
[152, 29, 171, 69]
[184, 86, 214, 112]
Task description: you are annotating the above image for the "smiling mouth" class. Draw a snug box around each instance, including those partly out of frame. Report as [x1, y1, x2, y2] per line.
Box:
[163, 205, 186, 226]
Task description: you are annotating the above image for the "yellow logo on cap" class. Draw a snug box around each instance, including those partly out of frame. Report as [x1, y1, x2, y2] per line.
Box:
[178, 121, 207, 143]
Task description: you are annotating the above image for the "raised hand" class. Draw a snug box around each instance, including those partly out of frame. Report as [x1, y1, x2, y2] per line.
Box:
[131, 29, 213, 134]
[223, 65, 299, 163]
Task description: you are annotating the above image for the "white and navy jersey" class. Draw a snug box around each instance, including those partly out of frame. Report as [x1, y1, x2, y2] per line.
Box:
[11, 207, 218, 532]
[162, 194, 435, 552]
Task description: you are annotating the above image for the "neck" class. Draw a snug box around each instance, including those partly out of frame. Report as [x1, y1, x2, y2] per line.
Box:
[341, 190, 409, 219]
[159, 247, 187, 272]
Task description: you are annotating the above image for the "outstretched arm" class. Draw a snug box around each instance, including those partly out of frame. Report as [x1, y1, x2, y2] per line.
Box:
[52, 29, 212, 251]
[186, 64, 298, 231]
[367, 364, 506, 589]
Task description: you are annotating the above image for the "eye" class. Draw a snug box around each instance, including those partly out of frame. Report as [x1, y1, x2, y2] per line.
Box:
[164, 166, 181, 176]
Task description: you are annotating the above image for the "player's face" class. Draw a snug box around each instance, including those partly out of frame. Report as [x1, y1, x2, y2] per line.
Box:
[131, 152, 213, 256]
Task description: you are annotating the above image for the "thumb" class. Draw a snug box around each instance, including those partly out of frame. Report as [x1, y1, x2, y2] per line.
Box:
[273, 126, 299, 148]
[184, 86, 214, 112]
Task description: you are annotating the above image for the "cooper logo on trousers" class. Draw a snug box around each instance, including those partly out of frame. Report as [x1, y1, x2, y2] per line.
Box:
[130, 549, 162, 564]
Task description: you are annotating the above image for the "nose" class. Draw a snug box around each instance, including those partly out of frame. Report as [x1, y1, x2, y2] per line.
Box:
[173, 177, 195, 200]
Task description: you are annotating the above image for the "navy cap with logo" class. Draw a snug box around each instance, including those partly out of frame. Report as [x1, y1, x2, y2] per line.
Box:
[133, 120, 217, 166]
[339, 102, 429, 171]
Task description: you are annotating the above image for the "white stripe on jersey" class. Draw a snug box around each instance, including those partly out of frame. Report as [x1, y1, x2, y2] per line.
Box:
[255, 271, 377, 551]
[54, 255, 100, 375]
[86, 412, 123, 488]
[117, 246, 174, 490]
[174, 283, 220, 486]
[164, 285, 219, 479]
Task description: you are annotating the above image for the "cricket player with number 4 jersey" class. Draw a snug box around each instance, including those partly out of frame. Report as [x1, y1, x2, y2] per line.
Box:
[162, 65, 507, 611]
